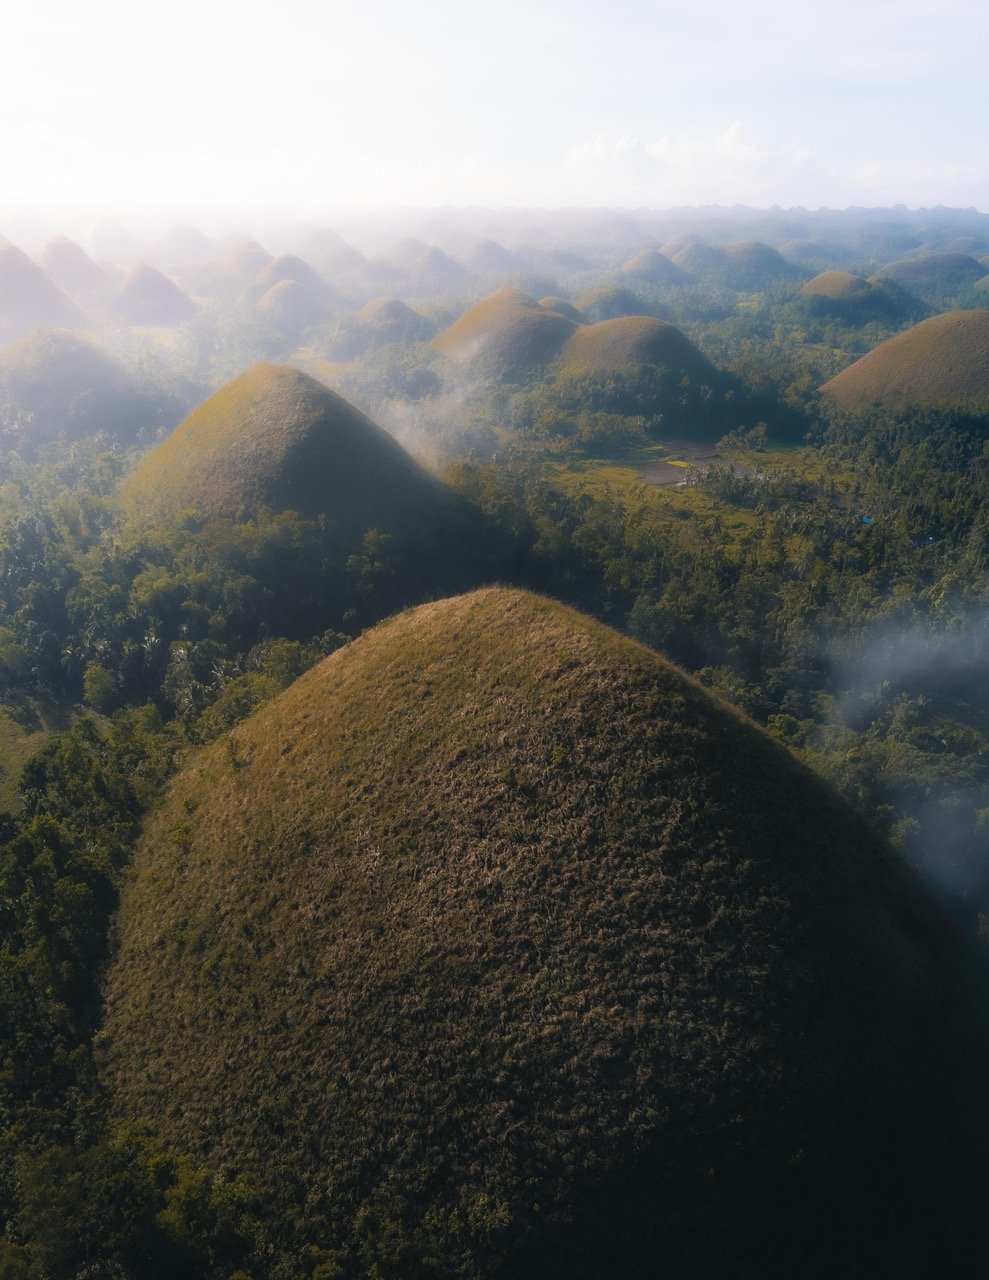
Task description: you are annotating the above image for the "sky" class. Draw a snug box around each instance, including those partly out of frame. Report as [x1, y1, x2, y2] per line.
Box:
[4, 0, 989, 215]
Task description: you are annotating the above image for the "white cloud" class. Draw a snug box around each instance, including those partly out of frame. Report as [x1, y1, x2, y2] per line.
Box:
[564, 123, 813, 205]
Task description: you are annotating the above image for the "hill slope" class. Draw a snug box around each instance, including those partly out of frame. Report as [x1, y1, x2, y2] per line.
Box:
[821, 309, 989, 410]
[557, 314, 717, 383]
[0, 244, 86, 340]
[119, 361, 456, 527]
[100, 587, 980, 1278]
[433, 285, 579, 372]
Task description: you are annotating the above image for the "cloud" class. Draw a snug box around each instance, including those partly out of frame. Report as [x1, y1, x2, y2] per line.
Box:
[564, 123, 813, 205]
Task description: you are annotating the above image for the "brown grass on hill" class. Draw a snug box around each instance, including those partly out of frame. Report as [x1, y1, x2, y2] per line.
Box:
[821, 308, 989, 410]
[433, 285, 579, 371]
[801, 270, 871, 299]
[557, 314, 716, 381]
[101, 586, 980, 1278]
[119, 361, 451, 527]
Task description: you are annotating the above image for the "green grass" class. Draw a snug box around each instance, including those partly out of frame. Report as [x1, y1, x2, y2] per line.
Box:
[101, 586, 977, 1278]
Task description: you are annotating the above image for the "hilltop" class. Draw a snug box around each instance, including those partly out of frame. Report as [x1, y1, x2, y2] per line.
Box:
[110, 263, 198, 326]
[0, 244, 86, 340]
[255, 279, 330, 339]
[37, 235, 111, 303]
[119, 361, 460, 528]
[101, 587, 981, 1278]
[433, 285, 580, 373]
[821, 309, 989, 411]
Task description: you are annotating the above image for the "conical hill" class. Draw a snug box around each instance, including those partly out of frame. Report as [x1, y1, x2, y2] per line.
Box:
[119, 362, 457, 528]
[100, 587, 981, 1278]
[433, 285, 580, 372]
[0, 244, 86, 340]
[821, 309, 989, 411]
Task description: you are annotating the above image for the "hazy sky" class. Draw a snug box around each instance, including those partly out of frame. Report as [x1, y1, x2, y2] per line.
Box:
[5, 0, 988, 213]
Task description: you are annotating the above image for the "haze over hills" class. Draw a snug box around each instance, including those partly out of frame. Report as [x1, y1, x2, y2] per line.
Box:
[821, 309, 989, 410]
[0, 244, 87, 340]
[109, 262, 198, 326]
[0, 328, 170, 450]
[101, 587, 981, 1278]
[433, 285, 580, 372]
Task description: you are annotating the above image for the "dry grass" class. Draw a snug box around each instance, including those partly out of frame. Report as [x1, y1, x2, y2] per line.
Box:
[821, 308, 989, 410]
[101, 587, 973, 1275]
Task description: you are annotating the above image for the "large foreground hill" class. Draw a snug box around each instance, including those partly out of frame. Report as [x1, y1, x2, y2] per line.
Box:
[101, 588, 982, 1279]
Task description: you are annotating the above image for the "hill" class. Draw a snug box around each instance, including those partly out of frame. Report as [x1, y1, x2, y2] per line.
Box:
[722, 239, 803, 287]
[574, 283, 650, 322]
[620, 248, 686, 285]
[356, 295, 435, 342]
[255, 279, 330, 339]
[538, 295, 585, 323]
[110, 263, 198, 326]
[37, 235, 111, 303]
[0, 328, 165, 450]
[119, 362, 458, 527]
[0, 244, 86, 340]
[557, 314, 717, 383]
[101, 586, 982, 1278]
[433, 285, 579, 373]
[821, 309, 989, 411]
[876, 251, 984, 290]
[249, 253, 333, 304]
[463, 238, 520, 271]
[801, 269, 871, 300]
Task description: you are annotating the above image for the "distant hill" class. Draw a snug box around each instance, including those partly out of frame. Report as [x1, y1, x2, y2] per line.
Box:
[669, 241, 728, 278]
[37, 236, 111, 304]
[356, 295, 435, 342]
[821, 309, 989, 411]
[463, 238, 520, 272]
[877, 251, 984, 285]
[0, 328, 166, 450]
[574, 284, 650, 322]
[433, 285, 579, 373]
[800, 269, 914, 320]
[0, 244, 87, 341]
[152, 222, 216, 270]
[620, 248, 686, 285]
[557, 314, 716, 384]
[249, 253, 332, 305]
[801, 270, 871, 300]
[119, 362, 460, 528]
[255, 279, 330, 339]
[538, 295, 585, 323]
[722, 239, 803, 288]
[110, 263, 198, 326]
[101, 586, 981, 1278]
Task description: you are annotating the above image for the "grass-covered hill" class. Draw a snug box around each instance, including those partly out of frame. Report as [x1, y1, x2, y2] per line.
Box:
[463, 238, 520, 272]
[255, 279, 330, 339]
[573, 283, 650, 322]
[821, 309, 989, 411]
[621, 248, 685, 284]
[356, 295, 436, 342]
[876, 251, 984, 290]
[110, 263, 198, 326]
[101, 587, 981, 1278]
[557, 314, 717, 383]
[538, 295, 585, 323]
[801, 269, 871, 300]
[251, 252, 332, 304]
[721, 239, 803, 288]
[37, 235, 111, 304]
[119, 361, 463, 529]
[0, 328, 168, 450]
[0, 244, 86, 341]
[433, 285, 580, 373]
